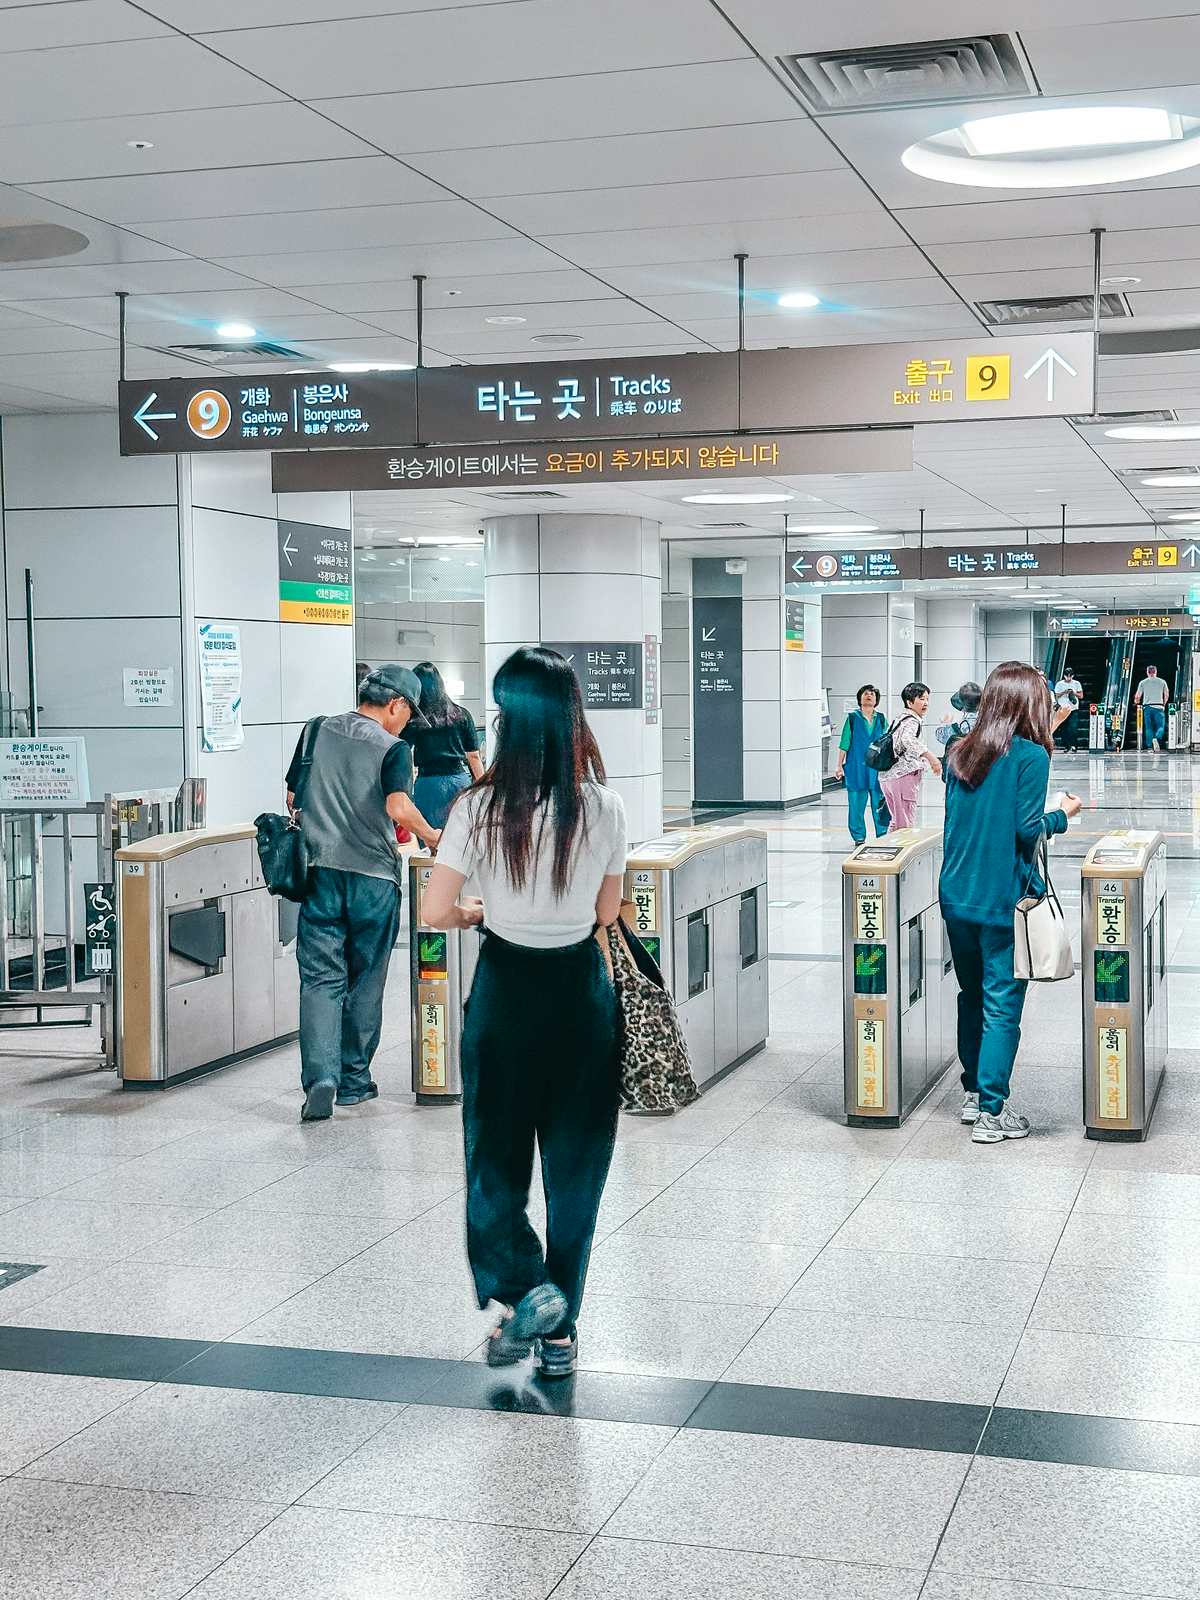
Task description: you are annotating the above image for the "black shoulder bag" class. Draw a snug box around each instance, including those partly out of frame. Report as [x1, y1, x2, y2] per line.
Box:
[865, 713, 913, 774]
[254, 716, 324, 902]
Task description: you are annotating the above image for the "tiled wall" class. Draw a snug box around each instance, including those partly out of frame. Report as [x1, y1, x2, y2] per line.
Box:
[356, 600, 484, 731]
[985, 608, 1038, 676]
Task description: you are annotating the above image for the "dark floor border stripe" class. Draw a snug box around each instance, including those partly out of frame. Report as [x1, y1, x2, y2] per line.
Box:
[5, 1324, 1200, 1479]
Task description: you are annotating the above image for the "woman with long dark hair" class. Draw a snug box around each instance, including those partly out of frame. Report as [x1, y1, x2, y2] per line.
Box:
[403, 661, 485, 830]
[941, 661, 1081, 1145]
[421, 646, 626, 1376]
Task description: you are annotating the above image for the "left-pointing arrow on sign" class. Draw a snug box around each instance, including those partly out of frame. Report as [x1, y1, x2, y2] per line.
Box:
[132, 392, 177, 440]
[281, 531, 298, 566]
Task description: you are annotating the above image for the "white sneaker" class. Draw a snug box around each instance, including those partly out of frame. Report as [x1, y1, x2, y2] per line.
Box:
[960, 1092, 980, 1125]
[972, 1107, 1031, 1144]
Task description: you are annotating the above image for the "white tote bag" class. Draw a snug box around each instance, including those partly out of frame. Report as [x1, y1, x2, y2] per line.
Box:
[1013, 834, 1073, 982]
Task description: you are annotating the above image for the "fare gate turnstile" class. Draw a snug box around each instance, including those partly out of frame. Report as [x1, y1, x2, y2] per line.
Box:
[1081, 829, 1168, 1141]
[623, 825, 769, 1090]
[116, 825, 299, 1087]
[842, 828, 957, 1126]
[409, 852, 477, 1106]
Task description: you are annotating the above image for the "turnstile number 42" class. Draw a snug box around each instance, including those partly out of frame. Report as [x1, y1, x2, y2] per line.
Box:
[1081, 829, 1167, 1141]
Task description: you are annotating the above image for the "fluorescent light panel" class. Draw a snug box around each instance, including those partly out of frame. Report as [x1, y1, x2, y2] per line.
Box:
[961, 106, 1176, 157]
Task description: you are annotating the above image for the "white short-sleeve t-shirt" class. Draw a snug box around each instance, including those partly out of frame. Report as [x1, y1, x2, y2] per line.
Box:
[436, 782, 628, 948]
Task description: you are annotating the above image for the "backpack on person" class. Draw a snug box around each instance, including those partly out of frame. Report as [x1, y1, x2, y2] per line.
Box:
[865, 713, 915, 773]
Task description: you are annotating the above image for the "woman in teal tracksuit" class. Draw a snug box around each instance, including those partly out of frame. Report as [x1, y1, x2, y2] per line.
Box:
[835, 683, 890, 845]
[940, 661, 1081, 1146]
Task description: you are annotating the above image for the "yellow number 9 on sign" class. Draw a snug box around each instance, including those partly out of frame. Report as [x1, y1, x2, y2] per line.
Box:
[966, 354, 1011, 402]
[187, 389, 232, 439]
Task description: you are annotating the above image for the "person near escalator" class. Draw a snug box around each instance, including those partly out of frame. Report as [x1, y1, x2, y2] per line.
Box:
[1135, 664, 1170, 751]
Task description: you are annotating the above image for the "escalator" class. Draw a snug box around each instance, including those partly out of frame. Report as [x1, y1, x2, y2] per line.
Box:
[1174, 633, 1194, 749]
[1105, 632, 1138, 750]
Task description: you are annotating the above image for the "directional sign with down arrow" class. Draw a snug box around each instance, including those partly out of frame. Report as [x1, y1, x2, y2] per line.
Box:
[276, 520, 353, 626]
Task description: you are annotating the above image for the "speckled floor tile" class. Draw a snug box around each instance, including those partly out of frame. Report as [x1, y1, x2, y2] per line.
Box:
[0, 1370, 148, 1475]
[1054, 1211, 1200, 1273]
[1001, 1327, 1200, 1426]
[586, 1231, 816, 1307]
[0, 1477, 276, 1600]
[616, 1183, 853, 1247]
[833, 1198, 1069, 1265]
[186, 1505, 586, 1600]
[56, 1154, 309, 1209]
[2, 1260, 313, 1341]
[566, 1292, 769, 1380]
[723, 1307, 1018, 1406]
[869, 1158, 1085, 1211]
[228, 1162, 464, 1220]
[233, 1269, 495, 1359]
[1075, 1167, 1200, 1218]
[302, 1404, 674, 1533]
[922, 1577, 1166, 1600]
[783, 1248, 1044, 1330]
[934, 1455, 1200, 1597]
[1030, 1262, 1200, 1341]
[22, 1381, 397, 1502]
[132, 1204, 402, 1275]
[553, 1537, 924, 1599]
[606, 1428, 968, 1567]
[681, 1146, 891, 1202]
[0, 1197, 214, 1263]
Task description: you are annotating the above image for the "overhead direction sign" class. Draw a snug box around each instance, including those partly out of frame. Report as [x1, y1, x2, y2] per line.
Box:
[789, 537, 1194, 586]
[119, 331, 1095, 458]
[270, 428, 912, 493]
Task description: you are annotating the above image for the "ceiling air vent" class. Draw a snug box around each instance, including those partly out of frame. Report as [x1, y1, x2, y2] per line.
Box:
[1071, 409, 1176, 426]
[1116, 465, 1200, 484]
[977, 293, 1129, 327]
[483, 490, 567, 500]
[162, 339, 306, 361]
[780, 34, 1036, 114]
[699, 522, 754, 529]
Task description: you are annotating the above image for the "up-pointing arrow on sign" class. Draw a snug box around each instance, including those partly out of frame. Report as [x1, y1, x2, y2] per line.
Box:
[1023, 347, 1078, 403]
[1183, 543, 1200, 566]
[132, 392, 177, 441]
[281, 531, 298, 566]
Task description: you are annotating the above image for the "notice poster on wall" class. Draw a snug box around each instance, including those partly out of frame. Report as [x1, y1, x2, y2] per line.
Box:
[0, 737, 91, 807]
[123, 667, 175, 708]
[197, 623, 244, 753]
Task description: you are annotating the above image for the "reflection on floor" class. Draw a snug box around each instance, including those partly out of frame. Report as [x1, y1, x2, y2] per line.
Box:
[0, 750, 1199, 1596]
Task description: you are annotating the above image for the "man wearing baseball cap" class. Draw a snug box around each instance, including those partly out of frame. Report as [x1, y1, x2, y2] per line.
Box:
[285, 664, 441, 1122]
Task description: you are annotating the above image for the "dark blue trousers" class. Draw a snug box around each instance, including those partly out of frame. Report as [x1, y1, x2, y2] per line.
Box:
[1143, 705, 1167, 748]
[846, 785, 890, 845]
[943, 914, 1029, 1116]
[461, 930, 619, 1336]
[297, 866, 401, 1097]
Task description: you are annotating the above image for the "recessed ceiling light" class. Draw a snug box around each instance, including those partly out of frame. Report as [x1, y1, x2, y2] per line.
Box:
[216, 322, 256, 340]
[777, 291, 821, 310]
[902, 106, 1200, 190]
[531, 333, 583, 345]
[485, 315, 527, 326]
[1106, 422, 1200, 441]
[1142, 473, 1200, 487]
[1167, 510, 1200, 520]
[788, 521, 880, 534]
[1101, 275, 1142, 289]
[682, 492, 793, 506]
[963, 107, 1176, 157]
[330, 361, 415, 372]
[126, 139, 154, 151]
[444, 289, 463, 297]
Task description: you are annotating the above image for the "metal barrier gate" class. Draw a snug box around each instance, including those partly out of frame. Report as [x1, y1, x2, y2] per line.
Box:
[116, 823, 298, 1087]
[1081, 828, 1168, 1141]
[0, 780, 205, 1066]
[623, 825, 768, 1090]
[407, 823, 769, 1106]
[842, 828, 956, 1126]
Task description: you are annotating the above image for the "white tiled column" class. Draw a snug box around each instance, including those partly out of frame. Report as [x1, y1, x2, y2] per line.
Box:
[483, 514, 662, 842]
[661, 554, 692, 812]
[985, 608, 1037, 675]
[925, 596, 981, 718]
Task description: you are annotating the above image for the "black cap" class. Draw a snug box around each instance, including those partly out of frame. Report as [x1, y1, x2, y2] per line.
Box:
[951, 681, 982, 712]
[360, 664, 428, 725]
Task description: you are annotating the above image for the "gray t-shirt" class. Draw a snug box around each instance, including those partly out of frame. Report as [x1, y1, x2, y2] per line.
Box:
[1137, 675, 1169, 707]
[299, 712, 406, 883]
[437, 782, 627, 948]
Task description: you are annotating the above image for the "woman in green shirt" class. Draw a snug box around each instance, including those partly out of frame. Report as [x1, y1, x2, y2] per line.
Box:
[834, 684, 890, 844]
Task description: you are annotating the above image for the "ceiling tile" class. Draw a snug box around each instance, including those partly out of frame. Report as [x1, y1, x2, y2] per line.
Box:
[0, 1, 169, 51]
[25, 157, 449, 224]
[368, 297, 661, 340]
[491, 169, 877, 236]
[312, 269, 618, 315]
[0, 258, 259, 301]
[604, 247, 933, 298]
[0, 325, 115, 355]
[144, 0, 522, 24]
[0, 38, 281, 128]
[1024, 16, 1200, 94]
[139, 200, 517, 257]
[0, 102, 372, 185]
[543, 212, 909, 270]
[204, 0, 747, 100]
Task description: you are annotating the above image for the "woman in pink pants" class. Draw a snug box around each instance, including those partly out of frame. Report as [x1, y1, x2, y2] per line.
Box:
[879, 682, 941, 830]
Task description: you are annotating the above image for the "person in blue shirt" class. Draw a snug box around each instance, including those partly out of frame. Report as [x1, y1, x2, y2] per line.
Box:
[834, 684, 891, 845]
[940, 661, 1081, 1146]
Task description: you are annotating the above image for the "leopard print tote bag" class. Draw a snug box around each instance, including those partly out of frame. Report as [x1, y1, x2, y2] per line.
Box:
[603, 918, 700, 1114]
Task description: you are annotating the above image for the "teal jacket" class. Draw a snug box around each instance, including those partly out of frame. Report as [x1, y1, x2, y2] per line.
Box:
[940, 737, 1068, 927]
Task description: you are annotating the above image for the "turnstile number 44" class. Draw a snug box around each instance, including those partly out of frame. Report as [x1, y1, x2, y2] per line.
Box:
[1081, 829, 1168, 1141]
